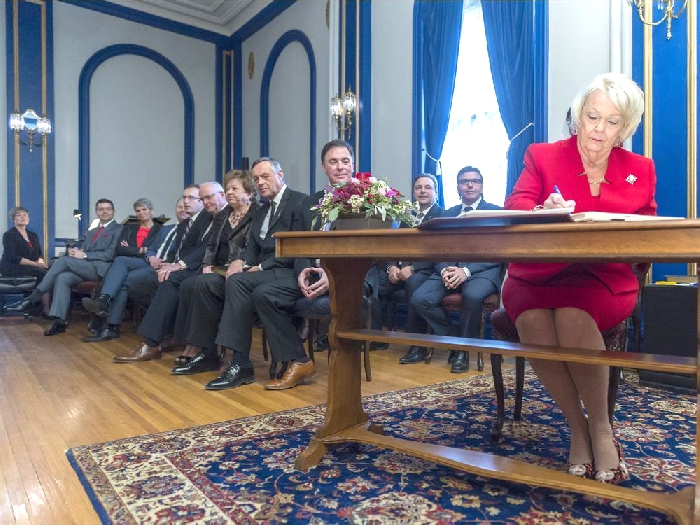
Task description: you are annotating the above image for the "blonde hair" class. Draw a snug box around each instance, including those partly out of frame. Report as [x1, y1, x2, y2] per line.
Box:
[570, 73, 644, 142]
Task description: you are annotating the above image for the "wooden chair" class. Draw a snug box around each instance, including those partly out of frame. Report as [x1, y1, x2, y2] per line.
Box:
[489, 265, 649, 443]
[263, 295, 373, 381]
[0, 276, 37, 321]
[434, 291, 501, 371]
[489, 310, 626, 442]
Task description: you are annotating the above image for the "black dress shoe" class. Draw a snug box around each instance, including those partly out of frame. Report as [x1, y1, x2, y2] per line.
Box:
[447, 350, 457, 364]
[44, 319, 67, 336]
[450, 351, 469, 373]
[82, 325, 120, 342]
[4, 297, 34, 315]
[205, 364, 255, 390]
[171, 349, 222, 375]
[82, 294, 112, 318]
[399, 346, 428, 364]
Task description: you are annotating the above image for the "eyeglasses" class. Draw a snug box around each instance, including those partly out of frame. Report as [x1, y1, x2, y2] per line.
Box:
[458, 179, 482, 186]
[181, 195, 201, 201]
[200, 192, 220, 201]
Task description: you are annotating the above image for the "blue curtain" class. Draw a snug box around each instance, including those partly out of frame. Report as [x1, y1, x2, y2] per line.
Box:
[413, 0, 464, 206]
[482, 0, 534, 194]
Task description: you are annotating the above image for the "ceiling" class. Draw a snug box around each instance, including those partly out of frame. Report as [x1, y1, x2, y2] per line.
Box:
[107, 0, 273, 36]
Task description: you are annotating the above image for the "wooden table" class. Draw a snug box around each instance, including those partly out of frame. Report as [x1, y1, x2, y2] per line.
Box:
[275, 220, 700, 524]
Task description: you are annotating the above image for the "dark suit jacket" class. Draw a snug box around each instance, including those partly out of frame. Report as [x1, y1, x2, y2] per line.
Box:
[165, 210, 213, 269]
[506, 136, 657, 295]
[114, 222, 163, 257]
[202, 201, 259, 267]
[244, 187, 307, 271]
[385, 204, 444, 272]
[81, 221, 123, 277]
[145, 223, 177, 259]
[435, 199, 503, 288]
[0, 228, 43, 275]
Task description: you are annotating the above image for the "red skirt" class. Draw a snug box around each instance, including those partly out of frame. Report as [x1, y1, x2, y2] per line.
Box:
[502, 265, 637, 331]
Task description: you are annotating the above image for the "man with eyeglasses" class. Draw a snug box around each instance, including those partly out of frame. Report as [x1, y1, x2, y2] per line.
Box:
[410, 166, 503, 373]
[114, 182, 226, 363]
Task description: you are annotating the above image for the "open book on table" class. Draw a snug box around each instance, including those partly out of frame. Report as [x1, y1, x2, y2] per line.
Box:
[418, 208, 684, 230]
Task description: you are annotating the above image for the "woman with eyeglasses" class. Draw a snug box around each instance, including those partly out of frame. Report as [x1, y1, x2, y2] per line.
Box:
[502, 73, 657, 485]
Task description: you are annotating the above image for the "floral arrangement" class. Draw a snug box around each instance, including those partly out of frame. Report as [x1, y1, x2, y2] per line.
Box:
[311, 172, 418, 228]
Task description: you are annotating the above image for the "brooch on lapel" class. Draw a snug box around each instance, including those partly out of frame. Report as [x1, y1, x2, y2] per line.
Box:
[625, 174, 637, 185]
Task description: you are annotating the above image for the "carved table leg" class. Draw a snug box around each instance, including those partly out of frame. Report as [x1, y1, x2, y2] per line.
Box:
[294, 258, 376, 470]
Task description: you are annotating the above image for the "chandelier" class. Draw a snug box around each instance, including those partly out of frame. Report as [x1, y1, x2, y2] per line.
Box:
[629, 0, 689, 40]
[9, 108, 52, 153]
[330, 89, 357, 133]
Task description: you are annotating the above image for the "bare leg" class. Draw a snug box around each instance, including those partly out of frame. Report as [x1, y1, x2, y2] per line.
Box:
[515, 309, 592, 466]
[554, 308, 618, 472]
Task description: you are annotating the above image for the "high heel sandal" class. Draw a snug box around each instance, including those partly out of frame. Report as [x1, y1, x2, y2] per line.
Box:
[567, 462, 594, 479]
[594, 438, 629, 484]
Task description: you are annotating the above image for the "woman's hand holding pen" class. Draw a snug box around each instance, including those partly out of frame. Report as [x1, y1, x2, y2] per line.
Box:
[543, 185, 576, 210]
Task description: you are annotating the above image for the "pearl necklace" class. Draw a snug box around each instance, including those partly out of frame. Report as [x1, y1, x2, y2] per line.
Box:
[588, 178, 606, 185]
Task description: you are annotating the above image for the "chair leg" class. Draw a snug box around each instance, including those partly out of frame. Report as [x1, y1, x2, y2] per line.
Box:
[477, 352, 484, 371]
[607, 366, 621, 425]
[307, 320, 316, 364]
[261, 328, 269, 362]
[514, 357, 525, 421]
[490, 353, 505, 443]
[363, 342, 372, 381]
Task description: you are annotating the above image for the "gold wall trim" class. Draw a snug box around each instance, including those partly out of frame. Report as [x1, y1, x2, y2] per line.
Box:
[13, 0, 20, 207]
[687, 0, 697, 275]
[354, 0, 360, 165]
[643, 1, 653, 159]
[340, 0, 346, 142]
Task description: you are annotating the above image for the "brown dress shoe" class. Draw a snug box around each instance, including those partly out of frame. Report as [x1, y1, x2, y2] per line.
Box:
[264, 360, 317, 390]
[113, 343, 162, 363]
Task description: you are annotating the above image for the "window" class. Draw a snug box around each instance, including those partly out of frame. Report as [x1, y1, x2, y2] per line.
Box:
[440, 1, 510, 208]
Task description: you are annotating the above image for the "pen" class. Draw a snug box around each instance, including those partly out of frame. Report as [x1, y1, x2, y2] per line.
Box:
[553, 185, 562, 197]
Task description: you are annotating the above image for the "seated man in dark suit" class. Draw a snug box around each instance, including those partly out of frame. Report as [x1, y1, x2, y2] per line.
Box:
[370, 174, 444, 364]
[410, 166, 503, 373]
[6, 199, 122, 336]
[113, 182, 226, 363]
[173, 157, 309, 389]
[81, 198, 187, 342]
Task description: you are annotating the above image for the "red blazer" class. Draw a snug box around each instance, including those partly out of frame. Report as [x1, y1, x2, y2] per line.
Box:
[505, 136, 657, 294]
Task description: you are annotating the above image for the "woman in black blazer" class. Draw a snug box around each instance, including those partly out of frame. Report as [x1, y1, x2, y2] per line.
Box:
[114, 198, 163, 257]
[0, 207, 48, 282]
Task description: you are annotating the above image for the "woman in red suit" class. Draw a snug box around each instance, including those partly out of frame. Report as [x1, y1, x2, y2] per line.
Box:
[502, 73, 656, 484]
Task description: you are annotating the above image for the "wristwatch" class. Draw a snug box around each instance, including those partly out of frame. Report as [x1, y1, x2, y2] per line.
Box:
[178, 260, 187, 269]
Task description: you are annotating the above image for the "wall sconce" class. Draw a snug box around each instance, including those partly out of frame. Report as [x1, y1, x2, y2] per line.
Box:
[629, 0, 688, 40]
[9, 108, 52, 153]
[330, 89, 357, 133]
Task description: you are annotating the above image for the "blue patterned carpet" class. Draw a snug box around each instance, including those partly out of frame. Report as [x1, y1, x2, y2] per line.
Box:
[67, 371, 694, 524]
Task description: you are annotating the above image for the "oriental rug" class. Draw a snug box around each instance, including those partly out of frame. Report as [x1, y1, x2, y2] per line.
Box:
[68, 371, 695, 524]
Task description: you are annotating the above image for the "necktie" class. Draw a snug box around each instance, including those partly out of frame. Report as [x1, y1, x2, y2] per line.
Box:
[175, 218, 193, 259]
[260, 201, 276, 239]
[91, 226, 104, 243]
[462, 206, 473, 214]
[416, 211, 425, 224]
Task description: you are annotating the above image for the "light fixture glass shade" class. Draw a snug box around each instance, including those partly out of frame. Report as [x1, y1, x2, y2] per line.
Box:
[9, 113, 23, 130]
[342, 91, 357, 112]
[37, 117, 51, 134]
[330, 96, 343, 117]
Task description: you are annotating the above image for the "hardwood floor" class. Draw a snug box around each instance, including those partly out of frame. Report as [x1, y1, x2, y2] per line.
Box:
[0, 312, 485, 524]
